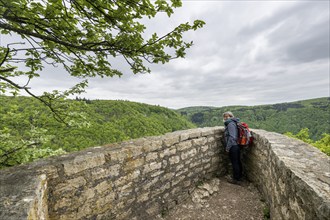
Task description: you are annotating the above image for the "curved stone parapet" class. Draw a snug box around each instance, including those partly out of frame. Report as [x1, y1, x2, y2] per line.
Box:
[0, 127, 329, 219]
[245, 129, 330, 219]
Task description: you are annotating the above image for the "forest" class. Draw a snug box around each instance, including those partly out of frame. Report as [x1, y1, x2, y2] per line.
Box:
[1, 96, 329, 168]
[0, 95, 195, 168]
[177, 97, 329, 141]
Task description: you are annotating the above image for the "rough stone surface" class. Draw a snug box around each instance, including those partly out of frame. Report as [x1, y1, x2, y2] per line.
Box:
[0, 167, 51, 220]
[62, 153, 105, 176]
[245, 129, 330, 220]
[191, 178, 220, 204]
[0, 127, 329, 220]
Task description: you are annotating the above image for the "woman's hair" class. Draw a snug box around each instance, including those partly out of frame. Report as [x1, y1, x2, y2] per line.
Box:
[223, 111, 234, 117]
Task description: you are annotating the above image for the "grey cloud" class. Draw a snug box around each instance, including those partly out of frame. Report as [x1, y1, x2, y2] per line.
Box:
[239, 1, 329, 64]
[238, 1, 324, 37]
[2, 1, 328, 109]
[98, 0, 329, 108]
[284, 21, 329, 63]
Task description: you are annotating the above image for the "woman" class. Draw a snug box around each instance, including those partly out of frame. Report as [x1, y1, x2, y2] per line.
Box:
[223, 111, 242, 185]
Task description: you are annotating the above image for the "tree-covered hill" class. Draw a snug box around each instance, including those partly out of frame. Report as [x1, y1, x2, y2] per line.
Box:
[0, 95, 195, 167]
[177, 97, 330, 140]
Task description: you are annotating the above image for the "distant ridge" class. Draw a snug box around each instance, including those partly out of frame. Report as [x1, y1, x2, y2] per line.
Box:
[176, 97, 329, 140]
[0, 95, 195, 153]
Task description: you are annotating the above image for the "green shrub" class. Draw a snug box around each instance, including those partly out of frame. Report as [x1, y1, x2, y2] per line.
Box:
[284, 128, 330, 156]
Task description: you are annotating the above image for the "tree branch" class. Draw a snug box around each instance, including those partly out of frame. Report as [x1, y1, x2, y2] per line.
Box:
[0, 47, 10, 67]
[0, 22, 117, 52]
[0, 75, 70, 126]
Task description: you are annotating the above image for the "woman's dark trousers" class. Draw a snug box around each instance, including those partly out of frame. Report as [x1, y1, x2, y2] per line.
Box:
[229, 145, 242, 181]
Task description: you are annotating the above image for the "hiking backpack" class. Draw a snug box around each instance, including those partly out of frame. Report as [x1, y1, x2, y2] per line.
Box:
[236, 122, 253, 147]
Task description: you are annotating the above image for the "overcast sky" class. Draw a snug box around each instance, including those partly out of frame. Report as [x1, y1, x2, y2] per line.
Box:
[2, 0, 329, 109]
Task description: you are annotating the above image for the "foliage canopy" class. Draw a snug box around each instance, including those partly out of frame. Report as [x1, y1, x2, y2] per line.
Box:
[178, 97, 330, 156]
[0, 1, 205, 168]
[285, 128, 330, 156]
[0, 95, 196, 168]
[0, 0, 204, 122]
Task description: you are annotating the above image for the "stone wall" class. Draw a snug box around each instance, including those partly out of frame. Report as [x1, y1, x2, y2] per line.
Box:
[244, 130, 330, 219]
[0, 127, 329, 220]
[0, 127, 226, 220]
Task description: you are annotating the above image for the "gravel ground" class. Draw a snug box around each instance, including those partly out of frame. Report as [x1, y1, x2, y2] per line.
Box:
[155, 177, 267, 220]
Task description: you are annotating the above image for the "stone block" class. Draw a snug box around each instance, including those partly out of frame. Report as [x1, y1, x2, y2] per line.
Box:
[176, 164, 184, 171]
[95, 181, 112, 194]
[202, 158, 211, 164]
[176, 168, 188, 177]
[115, 201, 125, 210]
[53, 177, 87, 197]
[160, 146, 177, 158]
[151, 170, 164, 178]
[162, 182, 171, 191]
[201, 145, 209, 152]
[183, 180, 191, 187]
[146, 152, 158, 162]
[181, 149, 197, 160]
[142, 177, 160, 191]
[117, 209, 132, 220]
[109, 164, 121, 177]
[162, 159, 168, 168]
[289, 198, 305, 220]
[94, 196, 113, 214]
[124, 158, 145, 171]
[146, 203, 160, 216]
[189, 161, 201, 168]
[163, 134, 180, 147]
[176, 140, 192, 152]
[80, 188, 95, 201]
[91, 165, 121, 180]
[207, 136, 216, 143]
[101, 192, 116, 205]
[161, 173, 174, 182]
[184, 158, 193, 166]
[179, 132, 190, 141]
[201, 128, 214, 136]
[114, 176, 128, 187]
[151, 182, 171, 197]
[115, 170, 140, 187]
[189, 130, 202, 139]
[108, 149, 127, 162]
[143, 162, 162, 174]
[170, 186, 181, 195]
[209, 142, 219, 149]
[57, 212, 77, 220]
[195, 167, 203, 173]
[63, 153, 105, 176]
[207, 165, 219, 173]
[169, 156, 180, 165]
[54, 197, 74, 211]
[163, 193, 170, 199]
[142, 138, 162, 152]
[118, 182, 133, 198]
[91, 167, 111, 180]
[37, 165, 59, 179]
[76, 202, 94, 219]
[126, 146, 144, 158]
[171, 176, 185, 186]
[192, 137, 207, 147]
